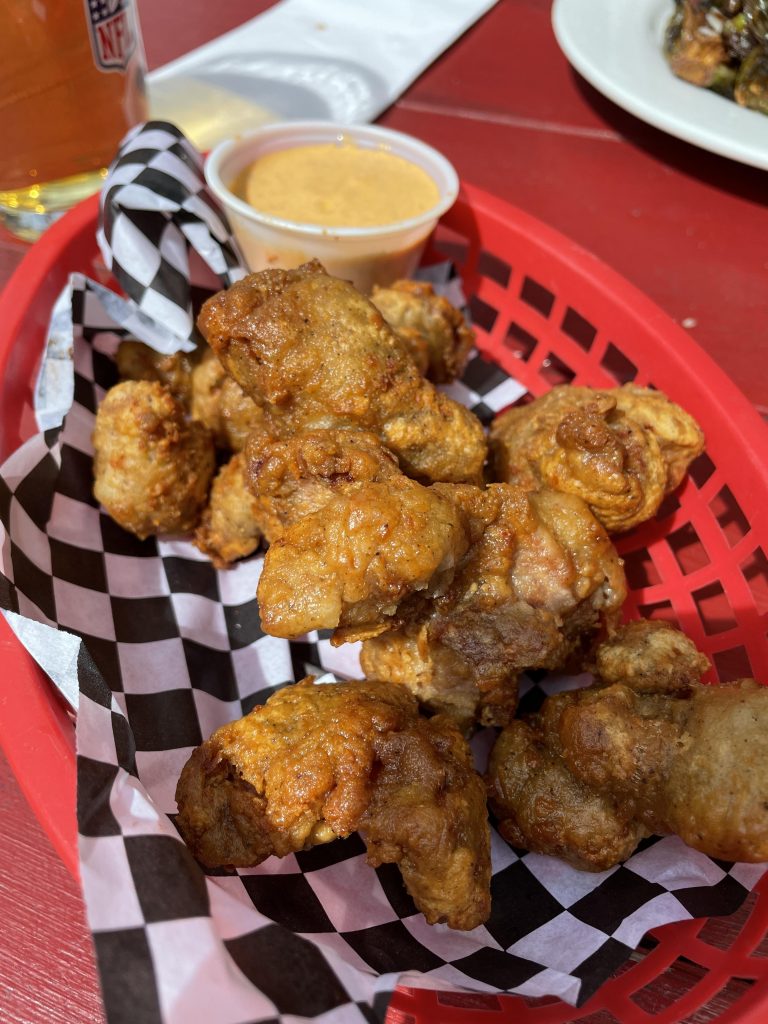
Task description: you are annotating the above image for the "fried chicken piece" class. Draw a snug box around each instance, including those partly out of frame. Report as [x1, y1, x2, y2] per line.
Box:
[257, 476, 471, 643]
[116, 339, 196, 404]
[487, 719, 645, 871]
[175, 677, 491, 930]
[371, 279, 475, 384]
[490, 385, 704, 533]
[361, 483, 626, 727]
[190, 348, 269, 452]
[489, 623, 768, 867]
[198, 260, 487, 484]
[613, 385, 706, 492]
[92, 380, 215, 539]
[194, 453, 262, 568]
[590, 618, 710, 694]
[246, 428, 401, 545]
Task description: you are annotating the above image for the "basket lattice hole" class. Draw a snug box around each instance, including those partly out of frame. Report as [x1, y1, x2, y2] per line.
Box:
[637, 599, 679, 626]
[561, 306, 597, 351]
[667, 523, 711, 576]
[748, 894, 768, 958]
[710, 485, 750, 548]
[570, 1009, 621, 1024]
[698, 890, 757, 951]
[629, 957, 708, 1015]
[655, 490, 681, 521]
[679, 978, 752, 1022]
[740, 547, 768, 615]
[504, 321, 538, 361]
[385, 1009, 416, 1024]
[469, 294, 498, 333]
[688, 451, 716, 489]
[478, 249, 511, 288]
[539, 352, 576, 388]
[431, 225, 469, 269]
[520, 275, 555, 317]
[713, 645, 754, 680]
[623, 547, 662, 589]
[519, 994, 562, 1008]
[600, 343, 638, 385]
[436, 991, 502, 1011]
[693, 581, 737, 635]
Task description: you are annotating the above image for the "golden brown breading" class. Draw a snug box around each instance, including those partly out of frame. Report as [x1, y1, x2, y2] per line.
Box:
[197, 260, 487, 484]
[360, 710, 491, 930]
[116, 339, 196, 404]
[487, 719, 645, 872]
[92, 380, 215, 539]
[194, 452, 262, 568]
[257, 477, 471, 643]
[175, 677, 491, 930]
[371, 278, 475, 384]
[245, 428, 401, 544]
[489, 624, 768, 868]
[590, 618, 710, 694]
[613, 385, 706, 492]
[490, 385, 704, 533]
[190, 348, 269, 452]
[361, 483, 626, 727]
[557, 679, 768, 863]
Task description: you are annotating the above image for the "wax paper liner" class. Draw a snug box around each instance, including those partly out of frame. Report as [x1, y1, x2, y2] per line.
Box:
[0, 122, 765, 1024]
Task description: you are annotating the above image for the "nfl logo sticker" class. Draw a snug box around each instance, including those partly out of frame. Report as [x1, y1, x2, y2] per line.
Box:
[84, 0, 138, 71]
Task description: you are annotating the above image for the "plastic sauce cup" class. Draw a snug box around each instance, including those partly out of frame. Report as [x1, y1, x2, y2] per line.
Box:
[204, 121, 459, 292]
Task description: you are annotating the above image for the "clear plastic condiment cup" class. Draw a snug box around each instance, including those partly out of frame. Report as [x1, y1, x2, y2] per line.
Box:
[204, 120, 459, 293]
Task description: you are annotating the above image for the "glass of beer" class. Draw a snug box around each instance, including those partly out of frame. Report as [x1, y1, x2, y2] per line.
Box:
[0, 0, 149, 241]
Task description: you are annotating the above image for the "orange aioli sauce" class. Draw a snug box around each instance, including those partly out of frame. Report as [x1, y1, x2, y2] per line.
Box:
[239, 142, 440, 228]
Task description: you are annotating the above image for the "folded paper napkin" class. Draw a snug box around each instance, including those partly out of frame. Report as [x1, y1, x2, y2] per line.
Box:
[148, 0, 499, 149]
[0, 123, 765, 1024]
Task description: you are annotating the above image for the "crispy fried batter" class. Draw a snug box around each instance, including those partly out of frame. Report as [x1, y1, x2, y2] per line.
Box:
[198, 260, 487, 484]
[92, 380, 215, 539]
[371, 278, 475, 383]
[487, 719, 645, 871]
[194, 452, 262, 568]
[361, 483, 626, 727]
[489, 623, 768, 868]
[257, 477, 471, 643]
[116, 339, 196, 404]
[490, 385, 704, 533]
[246, 428, 401, 545]
[175, 677, 491, 929]
[190, 348, 269, 452]
[590, 618, 710, 693]
[613, 385, 706, 491]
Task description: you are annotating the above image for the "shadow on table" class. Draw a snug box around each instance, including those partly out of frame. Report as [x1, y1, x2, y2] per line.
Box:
[569, 70, 768, 210]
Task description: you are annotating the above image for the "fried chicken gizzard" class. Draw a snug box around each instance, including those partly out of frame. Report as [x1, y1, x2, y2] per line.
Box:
[370, 278, 475, 384]
[175, 676, 491, 931]
[249, 428, 626, 719]
[490, 384, 705, 533]
[197, 260, 487, 485]
[361, 482, 626, 727]
[488, 621, 768, 870]
[92, 380, 215, 539]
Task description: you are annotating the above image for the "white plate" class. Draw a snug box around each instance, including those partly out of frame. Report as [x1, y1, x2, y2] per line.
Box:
[552, 0, 768, 170]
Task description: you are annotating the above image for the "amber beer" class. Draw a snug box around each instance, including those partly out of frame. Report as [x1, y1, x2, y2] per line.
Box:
[0, 0, 148, 239]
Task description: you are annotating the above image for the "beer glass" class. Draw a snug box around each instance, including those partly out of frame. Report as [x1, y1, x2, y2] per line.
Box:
[0, 0, 149, 240]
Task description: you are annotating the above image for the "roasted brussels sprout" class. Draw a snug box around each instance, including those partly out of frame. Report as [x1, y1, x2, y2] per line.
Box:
[665, 0, 768, 113]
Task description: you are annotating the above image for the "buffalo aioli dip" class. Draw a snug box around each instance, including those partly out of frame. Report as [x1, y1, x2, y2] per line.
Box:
[239, 142, 441, 228]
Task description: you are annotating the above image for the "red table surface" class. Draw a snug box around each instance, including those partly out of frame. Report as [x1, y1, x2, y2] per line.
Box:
[1, 2, 766, 1022]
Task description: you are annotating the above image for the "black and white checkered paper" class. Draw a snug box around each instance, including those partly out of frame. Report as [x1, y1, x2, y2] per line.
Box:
[0, 122, 765, 1024]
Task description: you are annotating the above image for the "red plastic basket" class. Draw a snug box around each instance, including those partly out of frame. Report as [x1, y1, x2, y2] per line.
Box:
[1, 184, 768, 1023]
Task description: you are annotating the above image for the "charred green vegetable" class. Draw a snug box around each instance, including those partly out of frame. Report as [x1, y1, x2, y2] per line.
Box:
[664, 0, 768, 113]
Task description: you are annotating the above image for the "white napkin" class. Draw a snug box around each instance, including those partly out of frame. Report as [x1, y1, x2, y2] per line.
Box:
[148, 0, 498, 149]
